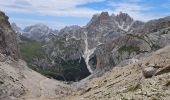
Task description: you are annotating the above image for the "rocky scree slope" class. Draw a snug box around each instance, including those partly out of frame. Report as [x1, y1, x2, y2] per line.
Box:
[63, 45, 170, 100]
[0, 55, 74, 100]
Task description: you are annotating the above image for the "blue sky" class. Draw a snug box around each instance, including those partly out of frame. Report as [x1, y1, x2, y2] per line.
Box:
[0, 0, 170, 30]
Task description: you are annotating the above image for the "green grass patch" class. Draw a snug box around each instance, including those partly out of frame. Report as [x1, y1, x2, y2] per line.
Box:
[127, 33, 145, 40]
[152, 29, 160, 33]
[118, 45, 140, 55]
[20, 41, 47, 63]
[20, 36, 90, 82]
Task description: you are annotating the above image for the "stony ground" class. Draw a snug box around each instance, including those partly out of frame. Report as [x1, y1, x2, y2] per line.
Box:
[0, 55, 74, 100]
[0, 45, 170, 100]
[63, 45, 170, 100]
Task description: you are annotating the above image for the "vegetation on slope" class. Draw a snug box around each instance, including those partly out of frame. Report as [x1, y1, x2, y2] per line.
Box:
[118, 45, 140, 55]
[20, 36, 90, 82]
[20, 40, 47, 63]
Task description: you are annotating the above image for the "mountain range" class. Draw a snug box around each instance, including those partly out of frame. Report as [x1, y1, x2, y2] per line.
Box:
[13, 11, 170, 81]
[0, 10, 170, 100]
[12, 23, 58, 41]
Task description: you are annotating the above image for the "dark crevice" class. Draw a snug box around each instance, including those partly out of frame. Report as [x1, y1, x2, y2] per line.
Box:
[89, 55, 97, 71]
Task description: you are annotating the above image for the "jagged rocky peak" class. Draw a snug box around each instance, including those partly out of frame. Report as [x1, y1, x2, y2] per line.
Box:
[0, 11, 20, 60]
[113, 12, 140, 32]
[115, 12, 133, 23]
[87, 11, 144, 32]
[87, 11, 111, 27]
[99, 12, 110, 20]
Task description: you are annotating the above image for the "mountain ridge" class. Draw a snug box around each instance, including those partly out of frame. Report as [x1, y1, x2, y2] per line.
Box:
[17, 11, 170, 82]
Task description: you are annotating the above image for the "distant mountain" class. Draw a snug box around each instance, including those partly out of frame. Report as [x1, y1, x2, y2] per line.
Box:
[11, 23, 59, 42]
[22, 24, 54, 41]
[58, 25, 81, 36]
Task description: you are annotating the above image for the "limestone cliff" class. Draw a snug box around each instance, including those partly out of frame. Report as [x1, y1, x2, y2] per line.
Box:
[0, 11, 20, 60]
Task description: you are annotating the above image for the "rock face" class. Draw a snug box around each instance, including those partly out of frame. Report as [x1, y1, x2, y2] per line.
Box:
[0, 11, 20, 60]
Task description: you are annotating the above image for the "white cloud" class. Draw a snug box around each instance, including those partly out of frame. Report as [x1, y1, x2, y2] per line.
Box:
[1, 0, 167, 29]
[0, 0, 106, 17]
[112, 3, 151, 12]
[107, 0, 159, 21]
[0, 0, 108, 29]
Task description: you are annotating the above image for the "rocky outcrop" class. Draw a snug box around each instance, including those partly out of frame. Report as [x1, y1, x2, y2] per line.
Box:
[142, 66, 157, 78]
[0, 11, 20, 60]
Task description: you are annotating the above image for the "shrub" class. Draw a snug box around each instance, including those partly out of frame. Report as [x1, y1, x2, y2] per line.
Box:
[118, 45, 140, 55]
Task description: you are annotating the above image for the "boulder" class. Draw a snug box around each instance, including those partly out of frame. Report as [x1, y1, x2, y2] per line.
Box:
[142, 66, 157, 78]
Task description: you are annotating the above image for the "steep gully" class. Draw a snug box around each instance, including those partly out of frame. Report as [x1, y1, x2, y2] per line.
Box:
[82, 32, 96, 73]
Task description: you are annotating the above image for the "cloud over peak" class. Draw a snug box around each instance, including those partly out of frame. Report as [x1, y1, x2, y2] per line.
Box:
[0, 0, 106, 17]
[0, 0, 169, 29]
